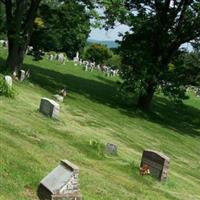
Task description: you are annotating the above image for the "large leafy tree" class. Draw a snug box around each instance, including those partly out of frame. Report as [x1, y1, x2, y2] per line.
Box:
[0, 0, 96, 72]
[0, 0, 42, 72]
[102, 0, 200, 110]
[83, 43, 112, 64]
[30, 1, 91, 58]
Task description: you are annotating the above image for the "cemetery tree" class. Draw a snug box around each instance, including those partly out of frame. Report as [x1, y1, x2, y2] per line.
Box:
[31, 1, 91, 58]
[84, 44, 112, 64]
[0, 0, 41, 72]
[102, 0, 200, 110]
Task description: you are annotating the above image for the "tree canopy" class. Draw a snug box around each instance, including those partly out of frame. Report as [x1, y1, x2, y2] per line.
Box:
[101, 0, 200, 110]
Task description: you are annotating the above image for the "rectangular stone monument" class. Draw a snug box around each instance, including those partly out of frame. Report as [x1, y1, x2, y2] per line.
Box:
[39, 98, 60, 119]
[4, 75, 12, 87]
[140, 150, 170, 181]
[37, 160, 82, 200]
[19, 70, 26, 81]
[105, 143, 118, 155]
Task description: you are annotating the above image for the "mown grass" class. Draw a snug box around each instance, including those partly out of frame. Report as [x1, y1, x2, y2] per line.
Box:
[0, 48, 200, 200]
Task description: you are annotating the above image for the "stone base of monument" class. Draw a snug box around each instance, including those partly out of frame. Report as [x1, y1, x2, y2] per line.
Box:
[37, 160, 82, 200]
[39, 98, 60, 119]
[140, 150, 170, 181]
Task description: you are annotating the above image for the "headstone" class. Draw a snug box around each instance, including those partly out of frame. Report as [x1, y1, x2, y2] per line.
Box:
[39, 98, 60, 119]
[19, 70, 26, 81]
[140, 150, 170, 181]
[53, 94, 64, 103]
[37, 160, 82, 200]
[105, 143, 118, 155]
[4, 75, 12, 87]
[196, 89, 200, 97]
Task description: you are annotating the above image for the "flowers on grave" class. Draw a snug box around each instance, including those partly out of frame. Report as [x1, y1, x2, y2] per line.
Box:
[140, 164, 150, 176]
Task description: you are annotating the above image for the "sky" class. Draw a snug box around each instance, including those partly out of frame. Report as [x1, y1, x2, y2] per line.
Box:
[89, 24, 130, 41]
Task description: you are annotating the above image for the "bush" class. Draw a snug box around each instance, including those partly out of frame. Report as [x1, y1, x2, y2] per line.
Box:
[0, 77, 15, 98]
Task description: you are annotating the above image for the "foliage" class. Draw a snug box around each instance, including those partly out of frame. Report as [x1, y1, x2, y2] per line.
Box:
[83, 43, 112, 64]
[0, 77, 15, 98]
[89, 139, 105, 158]
[106, 54, 121, 69]
[0, 2, 6, 39]
[30, 1, 91, 58]
[102, 0, 200, 109]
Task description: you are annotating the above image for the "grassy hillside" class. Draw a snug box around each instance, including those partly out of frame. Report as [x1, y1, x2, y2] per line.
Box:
[0, 48, 200, 200]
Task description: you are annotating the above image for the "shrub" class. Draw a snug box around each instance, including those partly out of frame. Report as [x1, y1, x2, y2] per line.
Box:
[89, 139, 105, 158]
[0, 77, 15, 98]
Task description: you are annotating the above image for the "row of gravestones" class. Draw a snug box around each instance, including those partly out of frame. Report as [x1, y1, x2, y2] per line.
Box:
[37, 152, 170, 200]
[4, 75, 170, 200]
[38, 98, 170, 200]
[4, 70, 30, 88]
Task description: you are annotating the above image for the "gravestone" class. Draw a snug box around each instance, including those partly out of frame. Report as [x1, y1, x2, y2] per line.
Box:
[105, 143, 118, 155]
[37, 160, 82, 200]
[140, 150, 170, 181]
[53, 94, 64, 103]
[19, 70, 26, 81]
[39, 98, 60, 119]
[196, 89, 200, 97]
[4, 75, 12, 87]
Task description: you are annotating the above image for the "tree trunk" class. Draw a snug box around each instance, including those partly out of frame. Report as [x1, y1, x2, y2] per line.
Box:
[137, 83, 155, 111]
[6, 39, 26, 72]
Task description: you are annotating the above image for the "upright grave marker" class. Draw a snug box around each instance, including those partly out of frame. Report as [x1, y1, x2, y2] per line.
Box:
[37, 160, 82, 200]
[39, 98, 60, 119]
[105, 143, 118, 155]
[4, 75, 12, 87]
[140, 150, 170, 181]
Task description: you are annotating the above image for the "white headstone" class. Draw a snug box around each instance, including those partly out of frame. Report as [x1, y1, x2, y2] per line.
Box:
[39, 98, 60, 119]
[19, 70, 26, 81]
[4, 75, 12, 87]
[53, 94, 64, 103]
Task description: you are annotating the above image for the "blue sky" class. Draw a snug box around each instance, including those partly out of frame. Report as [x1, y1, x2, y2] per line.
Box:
[89, 24, 130, 41]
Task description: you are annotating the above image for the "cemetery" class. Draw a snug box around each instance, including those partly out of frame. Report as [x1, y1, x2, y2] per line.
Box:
[0, 1, 200, 200]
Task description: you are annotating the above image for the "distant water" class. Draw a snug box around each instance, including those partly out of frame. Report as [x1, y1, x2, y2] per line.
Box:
[87, 39, 119, 49]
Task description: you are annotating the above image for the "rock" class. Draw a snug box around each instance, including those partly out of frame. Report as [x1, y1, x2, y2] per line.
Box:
[39, 98, 60, 119]
[53, 94, 64, 102]
[4, 75, 12, 87]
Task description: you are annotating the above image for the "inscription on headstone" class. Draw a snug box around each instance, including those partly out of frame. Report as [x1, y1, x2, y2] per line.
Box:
[106, 143, 118, 155]
[140, 150, 170, 181]
[39, 98, 60, 119]
[37, 160, 82, 200]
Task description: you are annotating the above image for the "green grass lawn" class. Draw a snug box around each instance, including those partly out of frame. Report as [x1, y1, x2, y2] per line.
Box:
[0, 48, 200, 200]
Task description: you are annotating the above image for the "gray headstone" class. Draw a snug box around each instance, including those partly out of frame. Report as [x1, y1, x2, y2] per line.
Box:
[196, 89, 200, 97]
[37, 160, 82, 200]
[19, 70, 26, 81]
[39, 98, 60, 119]
[53, 94, 64, 103]
[106, 143, 118, 155]
[4, 75, 12, 87]
[140, 150, 170, 181]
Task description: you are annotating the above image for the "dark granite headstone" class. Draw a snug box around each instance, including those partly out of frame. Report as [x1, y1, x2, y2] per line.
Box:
[140, 150, 170, 181]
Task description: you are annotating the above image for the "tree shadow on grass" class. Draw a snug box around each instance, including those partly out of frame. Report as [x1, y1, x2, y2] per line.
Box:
[0, 56, 199, 138]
